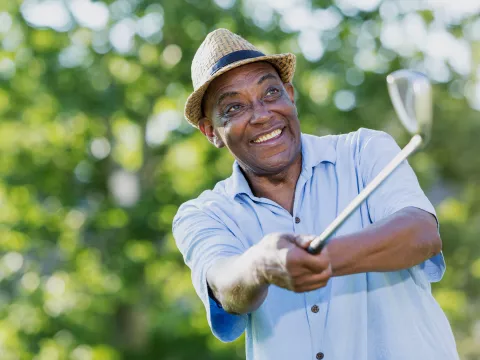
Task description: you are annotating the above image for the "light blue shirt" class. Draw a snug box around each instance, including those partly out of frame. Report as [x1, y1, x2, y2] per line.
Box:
[173, 128, 458, 360]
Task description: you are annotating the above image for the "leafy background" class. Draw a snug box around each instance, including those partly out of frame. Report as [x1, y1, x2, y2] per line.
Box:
[0, 0, 479, 359]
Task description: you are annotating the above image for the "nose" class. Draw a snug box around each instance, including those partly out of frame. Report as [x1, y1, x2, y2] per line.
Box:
[250, 100, 273, 125]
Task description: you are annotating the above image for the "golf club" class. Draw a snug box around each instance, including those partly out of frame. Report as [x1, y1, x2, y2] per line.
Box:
[307, 70, 433, 254]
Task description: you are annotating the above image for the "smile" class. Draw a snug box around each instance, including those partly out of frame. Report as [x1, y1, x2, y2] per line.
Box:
[253, 128, 283, 144]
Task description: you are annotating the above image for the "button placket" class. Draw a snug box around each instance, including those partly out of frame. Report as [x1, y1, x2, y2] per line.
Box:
[306, 290, 330, 360]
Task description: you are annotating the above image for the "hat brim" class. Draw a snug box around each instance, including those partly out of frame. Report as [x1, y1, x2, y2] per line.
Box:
[184, 53, 296, 128]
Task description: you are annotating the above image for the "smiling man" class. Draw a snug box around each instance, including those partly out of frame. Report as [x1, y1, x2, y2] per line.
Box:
[173, 29, 458, 360]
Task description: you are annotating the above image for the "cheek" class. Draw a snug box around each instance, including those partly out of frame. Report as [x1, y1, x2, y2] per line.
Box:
[223, 116, 251, 139]
[275, 94, 297, 115]
[222, 125, 248, 150]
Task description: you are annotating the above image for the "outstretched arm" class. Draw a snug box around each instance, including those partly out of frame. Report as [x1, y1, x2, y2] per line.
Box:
[207, 233, 332, 315]
[207, 247, 268, 315]
[327, 206, 441, 276]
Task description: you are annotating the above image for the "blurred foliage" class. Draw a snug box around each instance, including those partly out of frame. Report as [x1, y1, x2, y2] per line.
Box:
[0, 0, 479, 359]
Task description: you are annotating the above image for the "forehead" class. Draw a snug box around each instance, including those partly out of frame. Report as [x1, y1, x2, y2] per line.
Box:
[204, 62, 280, 102]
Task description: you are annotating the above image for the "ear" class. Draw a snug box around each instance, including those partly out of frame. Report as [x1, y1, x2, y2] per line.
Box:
[284, 82, 295, 104]
[198, 118, 225, 148]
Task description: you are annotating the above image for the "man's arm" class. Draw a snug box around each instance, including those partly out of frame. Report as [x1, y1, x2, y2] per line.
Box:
[207, 207, 439, 314]
[327, 206, 441, 276]
[207, 233, 332, 315]
[207, 247, 268, 315]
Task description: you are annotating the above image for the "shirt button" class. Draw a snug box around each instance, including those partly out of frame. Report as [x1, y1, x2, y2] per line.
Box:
[316, 352, 324, 359]
[295, 216, 301, 224]
[311, 305, 319, 313]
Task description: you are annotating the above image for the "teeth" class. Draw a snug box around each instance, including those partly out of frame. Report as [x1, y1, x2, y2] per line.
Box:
[253, 129, 282, 143]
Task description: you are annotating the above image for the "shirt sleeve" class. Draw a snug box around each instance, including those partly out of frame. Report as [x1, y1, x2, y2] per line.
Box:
[359, 130, 445, 282]
[172, 200, 248, 342]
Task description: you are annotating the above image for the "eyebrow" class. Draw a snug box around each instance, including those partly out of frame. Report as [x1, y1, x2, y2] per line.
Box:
[257, 73, 278, 85]
[216, 91, 239, 107]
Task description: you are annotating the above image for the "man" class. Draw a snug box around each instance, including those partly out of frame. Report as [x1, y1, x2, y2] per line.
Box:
[173, 28, 458, 359]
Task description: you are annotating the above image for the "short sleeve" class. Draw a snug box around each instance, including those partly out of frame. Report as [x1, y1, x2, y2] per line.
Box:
[359, 130, 445, 282]
[172, 201, 247, 342]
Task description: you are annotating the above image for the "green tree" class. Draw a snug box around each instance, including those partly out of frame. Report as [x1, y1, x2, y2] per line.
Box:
[0, 0, 479, 359]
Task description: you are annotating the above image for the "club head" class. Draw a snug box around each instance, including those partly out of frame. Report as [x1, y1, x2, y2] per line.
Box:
[386, 70, 432, 146]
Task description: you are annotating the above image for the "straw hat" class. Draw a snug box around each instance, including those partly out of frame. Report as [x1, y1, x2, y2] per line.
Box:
[184, 28, 296, 127]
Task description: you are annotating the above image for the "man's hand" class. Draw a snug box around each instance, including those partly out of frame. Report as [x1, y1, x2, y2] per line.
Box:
[254, 233, 332, 293]
[207, 232, 332, 314]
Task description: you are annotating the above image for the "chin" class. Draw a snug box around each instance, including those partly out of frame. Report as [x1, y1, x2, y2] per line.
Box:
[255, 153, 299, 175]
[236, 138, 301, 175]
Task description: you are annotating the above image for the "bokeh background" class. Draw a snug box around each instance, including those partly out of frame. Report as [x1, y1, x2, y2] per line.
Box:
[1, 0, 480, 359]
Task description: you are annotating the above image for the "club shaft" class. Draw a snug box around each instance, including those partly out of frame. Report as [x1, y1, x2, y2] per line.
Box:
[307, 134, 423, 254]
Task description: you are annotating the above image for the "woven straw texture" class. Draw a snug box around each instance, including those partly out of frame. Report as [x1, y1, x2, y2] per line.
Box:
[184, 28, 296, 127]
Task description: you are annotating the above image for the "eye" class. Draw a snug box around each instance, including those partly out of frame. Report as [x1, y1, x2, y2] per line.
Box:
[227, 104, 241, 113]
[266, 87, 280, 97]
[221, 104, 242, 118]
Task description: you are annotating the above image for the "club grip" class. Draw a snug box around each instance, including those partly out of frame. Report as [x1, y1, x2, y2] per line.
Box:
[307, 236, 328, 254]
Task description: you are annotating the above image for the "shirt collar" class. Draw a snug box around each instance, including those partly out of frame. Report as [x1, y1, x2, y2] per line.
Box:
[299, 133, 336, 179]
[226, 133, 336, 200]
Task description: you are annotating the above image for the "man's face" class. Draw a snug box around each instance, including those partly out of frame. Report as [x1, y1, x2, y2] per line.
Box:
[200, 62, 301, 176]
